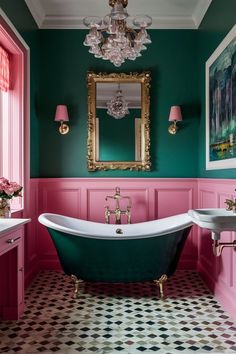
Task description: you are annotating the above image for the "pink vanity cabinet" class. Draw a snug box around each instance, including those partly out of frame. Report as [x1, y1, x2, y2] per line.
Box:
[0, 219, 30, 320]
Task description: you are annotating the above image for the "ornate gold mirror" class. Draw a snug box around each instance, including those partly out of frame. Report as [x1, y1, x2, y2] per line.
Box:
[87, 72, 151, 171]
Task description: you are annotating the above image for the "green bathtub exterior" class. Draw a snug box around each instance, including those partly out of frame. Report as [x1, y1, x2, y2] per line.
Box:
[47, 226, 192, 282]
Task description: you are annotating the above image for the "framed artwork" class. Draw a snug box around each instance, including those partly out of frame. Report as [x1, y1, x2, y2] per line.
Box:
[206, 25, 236, 170]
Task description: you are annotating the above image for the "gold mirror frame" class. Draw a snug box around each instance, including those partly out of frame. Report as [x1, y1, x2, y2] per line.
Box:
[87, 71, 151, 171]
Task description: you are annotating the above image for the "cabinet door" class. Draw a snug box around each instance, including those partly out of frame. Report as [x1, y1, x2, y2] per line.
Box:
[0, 228, 24, 320]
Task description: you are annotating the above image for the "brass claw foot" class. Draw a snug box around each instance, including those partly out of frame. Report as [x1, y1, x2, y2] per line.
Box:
[71, 275, 83, 299]
[153, 274, 168, 299]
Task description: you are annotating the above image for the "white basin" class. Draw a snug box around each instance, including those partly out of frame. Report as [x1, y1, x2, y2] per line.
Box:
[0, 218, 30, 236]
[188, 208, 236, 238]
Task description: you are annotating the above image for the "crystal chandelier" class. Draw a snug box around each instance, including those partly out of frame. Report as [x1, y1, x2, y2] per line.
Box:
[107, 84, 130, 119]
[83, 0, 152, 67]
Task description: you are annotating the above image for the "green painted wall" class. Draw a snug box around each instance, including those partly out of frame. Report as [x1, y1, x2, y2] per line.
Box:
[198, 0, 236, 178]
[0, 0, 37, 31]
[0, 2, 200, 178]
[36, 29, 199, 177]
[5, 1, 235, 178]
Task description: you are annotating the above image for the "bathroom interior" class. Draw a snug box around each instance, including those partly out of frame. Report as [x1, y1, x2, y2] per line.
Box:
[0, 0, 236, 353]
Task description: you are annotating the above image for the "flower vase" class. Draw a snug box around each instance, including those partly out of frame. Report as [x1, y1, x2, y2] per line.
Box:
[0, 198, 11, 218]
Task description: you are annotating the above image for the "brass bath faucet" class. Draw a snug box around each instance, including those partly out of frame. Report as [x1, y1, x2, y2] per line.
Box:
[105, 187, 132, 224]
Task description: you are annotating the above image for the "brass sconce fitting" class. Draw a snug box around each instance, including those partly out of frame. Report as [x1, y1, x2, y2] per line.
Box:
[58, 121, 69, 135]
[168, 120, 178, 135]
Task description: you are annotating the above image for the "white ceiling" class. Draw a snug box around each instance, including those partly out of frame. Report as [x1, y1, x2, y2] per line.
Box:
[24, 0, 212, 29]
[96, 83, 141, 108]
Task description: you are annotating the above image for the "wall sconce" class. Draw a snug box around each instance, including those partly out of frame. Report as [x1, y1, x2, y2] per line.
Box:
[54, 105, 70, 135]
[168, 105, 182, 135]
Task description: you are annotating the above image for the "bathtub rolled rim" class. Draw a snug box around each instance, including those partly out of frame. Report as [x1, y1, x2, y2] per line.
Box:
[38, 213, 193, 240]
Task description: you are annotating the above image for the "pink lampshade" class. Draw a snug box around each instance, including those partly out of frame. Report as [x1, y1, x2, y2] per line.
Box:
[54, 105, 69, 122]
[168, 106, 182, 122]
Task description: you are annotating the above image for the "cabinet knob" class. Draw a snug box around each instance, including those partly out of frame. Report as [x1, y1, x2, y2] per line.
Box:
[6, 236, 21, 244]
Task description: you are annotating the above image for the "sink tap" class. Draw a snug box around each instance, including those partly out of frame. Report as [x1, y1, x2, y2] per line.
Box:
[225, 198, 236, 213]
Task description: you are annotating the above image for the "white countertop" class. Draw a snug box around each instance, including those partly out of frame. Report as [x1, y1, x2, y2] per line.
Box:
[0, 218, 31, 236]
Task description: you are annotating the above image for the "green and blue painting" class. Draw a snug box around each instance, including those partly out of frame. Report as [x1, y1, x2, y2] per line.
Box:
[209, 35, 236, 161]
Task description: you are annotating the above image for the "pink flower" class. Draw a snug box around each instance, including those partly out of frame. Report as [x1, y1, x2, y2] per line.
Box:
[10, 182, 21, 192]
[0, 177, 22, 199]
[0, 177, 8, 191]
[0, 177, 8, 183]
[4, 186, 14, 195]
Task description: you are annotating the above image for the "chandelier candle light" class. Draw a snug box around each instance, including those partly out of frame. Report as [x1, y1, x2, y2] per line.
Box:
[107, 83, 130, 119]
[83, 0, 152, 67]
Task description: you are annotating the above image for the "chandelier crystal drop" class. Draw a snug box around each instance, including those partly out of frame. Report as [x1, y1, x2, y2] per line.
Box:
[107, 84, 130, 119]
[83, 0, 152, 67]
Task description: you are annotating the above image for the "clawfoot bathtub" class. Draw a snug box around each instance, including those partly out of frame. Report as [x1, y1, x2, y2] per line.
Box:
[38, 213, 193, 298]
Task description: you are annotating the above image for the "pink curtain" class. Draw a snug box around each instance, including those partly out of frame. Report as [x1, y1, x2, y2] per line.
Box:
[0, 45, 10, 92]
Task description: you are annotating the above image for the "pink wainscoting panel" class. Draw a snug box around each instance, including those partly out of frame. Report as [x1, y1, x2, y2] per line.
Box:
[37, 180, 82, 270]
[42, 188, 81, 217]
[155, 188, 193, 218]
[155, 184, 197, 269]
[197, 179, 236, 321]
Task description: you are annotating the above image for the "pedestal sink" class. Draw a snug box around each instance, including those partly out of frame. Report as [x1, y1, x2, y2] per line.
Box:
[188, 208, 236, 256]
[188, 208, 236, 235]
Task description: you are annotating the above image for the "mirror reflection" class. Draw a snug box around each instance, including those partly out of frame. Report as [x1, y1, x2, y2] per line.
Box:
[87, 72, 151, 171]
[96, 82, 141, 162]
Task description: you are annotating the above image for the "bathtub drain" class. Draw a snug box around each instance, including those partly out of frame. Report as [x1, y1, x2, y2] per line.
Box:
[116, 228, 123, 235]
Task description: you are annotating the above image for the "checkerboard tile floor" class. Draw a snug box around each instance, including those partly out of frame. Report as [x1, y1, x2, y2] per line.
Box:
[0, 270, 236, 354]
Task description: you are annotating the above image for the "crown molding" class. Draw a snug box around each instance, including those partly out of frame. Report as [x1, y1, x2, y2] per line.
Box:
[24, 0, 212, 30]
[24, 0, 45, 28]
[41, 16, 85, 29]
[35, 15, 199, 30]
[192, 0, 212, 28]
[150, 17, 197, 30]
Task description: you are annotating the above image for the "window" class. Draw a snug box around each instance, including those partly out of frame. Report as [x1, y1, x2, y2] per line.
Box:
[0, 89, 10, 178]
[0, 10, 29, 213]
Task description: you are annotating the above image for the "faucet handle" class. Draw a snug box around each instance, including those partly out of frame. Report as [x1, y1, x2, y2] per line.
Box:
[225, 198, 236, 210]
